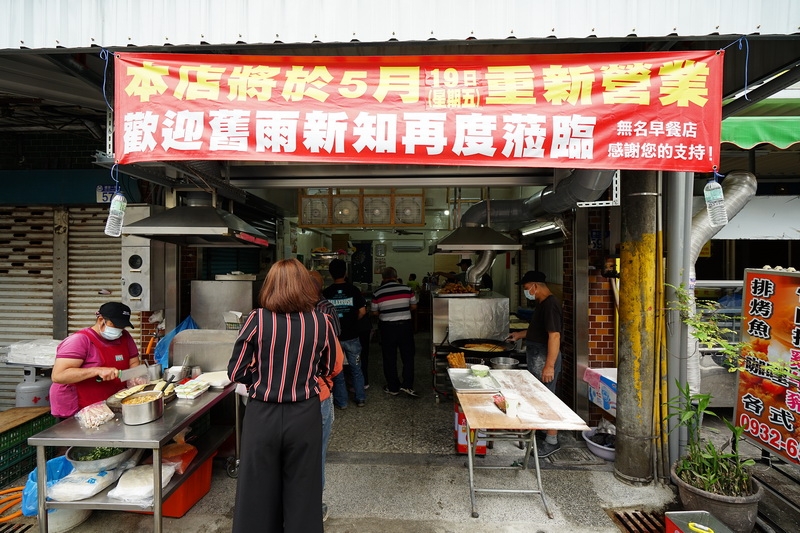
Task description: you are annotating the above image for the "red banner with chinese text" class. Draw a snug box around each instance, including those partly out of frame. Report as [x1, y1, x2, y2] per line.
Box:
[736, 269, 800, 466]
[114, 51, 723, 171]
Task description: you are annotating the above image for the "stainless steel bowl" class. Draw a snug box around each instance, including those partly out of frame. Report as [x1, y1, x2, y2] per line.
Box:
[66, 446, 134, 472]
[121, 391, 164, 425]
[489, 357, 519, 369]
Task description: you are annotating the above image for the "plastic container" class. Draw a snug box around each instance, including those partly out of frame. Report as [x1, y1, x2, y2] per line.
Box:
[665, 510, 733, 533]
[582, 428, 616, 460]
[470, 364, 490, 377]
[103, 192, 127, 237]
[703, 179, 728, 227]
[142, 452, 216, 518]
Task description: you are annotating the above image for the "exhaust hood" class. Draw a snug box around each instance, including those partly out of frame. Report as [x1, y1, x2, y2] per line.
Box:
[122, 206, 270, 248]
[430, 226, 521, 253]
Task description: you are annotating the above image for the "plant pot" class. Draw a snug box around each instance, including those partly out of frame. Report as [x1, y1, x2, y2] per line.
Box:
[670, 462, 763, 533]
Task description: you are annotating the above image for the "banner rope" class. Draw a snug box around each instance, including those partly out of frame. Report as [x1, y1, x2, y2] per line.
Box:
[719, 36, 751, 102]
[99, 48, 114, 112]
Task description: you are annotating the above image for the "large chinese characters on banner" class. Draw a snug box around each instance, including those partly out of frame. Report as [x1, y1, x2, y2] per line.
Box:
[737, 269, 800, 465]
[114, 51, 723, 171]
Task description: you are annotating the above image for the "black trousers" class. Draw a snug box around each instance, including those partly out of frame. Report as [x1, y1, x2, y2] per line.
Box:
[379, 320, 415, 391]
[233, 397, 323, 533]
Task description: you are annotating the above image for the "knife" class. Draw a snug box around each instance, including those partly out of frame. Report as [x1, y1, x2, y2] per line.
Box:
[97, 364, 149, 382]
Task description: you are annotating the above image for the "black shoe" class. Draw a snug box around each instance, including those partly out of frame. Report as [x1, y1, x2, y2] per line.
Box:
[322, 503, 329, 522]
[356, 400, 366, 407]
[400, 387, 420, 398]
[383, 386, 399, 396]
[535, 440, 561, 458]
[334, 403, 348, 410]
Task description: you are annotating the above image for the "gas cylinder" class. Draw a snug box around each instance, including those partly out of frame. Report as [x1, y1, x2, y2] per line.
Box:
[15, 367, 52, 407]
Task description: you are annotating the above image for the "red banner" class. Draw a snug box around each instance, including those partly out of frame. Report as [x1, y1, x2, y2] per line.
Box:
[736, 269, 800, 465]
[114, 51, 723, 171]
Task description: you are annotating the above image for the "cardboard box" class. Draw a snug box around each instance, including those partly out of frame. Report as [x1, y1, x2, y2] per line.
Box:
[583, 367, 617, 416]
[454, 400, 486, 455]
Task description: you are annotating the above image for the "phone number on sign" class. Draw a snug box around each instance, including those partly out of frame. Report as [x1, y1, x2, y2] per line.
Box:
[740, 413, 800, 459]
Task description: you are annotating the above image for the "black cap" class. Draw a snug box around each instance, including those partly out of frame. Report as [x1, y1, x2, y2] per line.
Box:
[456, 258, 472, 267]
[98, 302, 134, 329]
[516, 271, 547, 285]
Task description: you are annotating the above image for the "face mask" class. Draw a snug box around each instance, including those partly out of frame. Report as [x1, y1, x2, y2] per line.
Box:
[524, 286, 537, 301]
[101, 325, 123, 340]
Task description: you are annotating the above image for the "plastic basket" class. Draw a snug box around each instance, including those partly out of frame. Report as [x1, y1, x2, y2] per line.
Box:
[0, 413, 57, 455]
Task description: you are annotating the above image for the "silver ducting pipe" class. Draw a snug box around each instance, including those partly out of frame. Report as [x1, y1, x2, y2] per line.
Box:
[458, 169, 616, 282]
[685, 171, 758, 393]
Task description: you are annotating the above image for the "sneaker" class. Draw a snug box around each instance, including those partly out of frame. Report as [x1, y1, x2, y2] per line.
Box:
[400, 387, 420, 398]
[364, 384, 370, 390]
[383, 386, 399, 396]
[334, 403, 348, 410]
[356, 400, 366, 407]
[535, 440, 561, 458]
[322, 502, 329, 522]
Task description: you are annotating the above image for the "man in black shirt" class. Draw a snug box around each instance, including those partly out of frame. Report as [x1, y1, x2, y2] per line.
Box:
[323, 259, 368, 408]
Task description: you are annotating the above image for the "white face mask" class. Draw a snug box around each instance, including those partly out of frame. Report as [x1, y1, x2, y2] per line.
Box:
[101, 325, 123, 340]
[524, 285, 537, 301]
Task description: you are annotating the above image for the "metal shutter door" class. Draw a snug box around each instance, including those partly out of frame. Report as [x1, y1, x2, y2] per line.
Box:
[67, 207, 141, 344]
[0, 206, 55, 410]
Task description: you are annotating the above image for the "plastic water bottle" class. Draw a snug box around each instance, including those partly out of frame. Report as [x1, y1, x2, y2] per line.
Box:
[703, 179, 728, 227]
[104, 192, 127, 237]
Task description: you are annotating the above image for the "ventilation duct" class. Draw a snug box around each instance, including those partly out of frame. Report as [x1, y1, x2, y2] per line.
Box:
[685, 171, 758, 393]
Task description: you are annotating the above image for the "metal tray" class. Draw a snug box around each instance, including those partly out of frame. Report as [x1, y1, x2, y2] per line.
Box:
[434, 291, 479, 298]
[447, 368, 502, 393]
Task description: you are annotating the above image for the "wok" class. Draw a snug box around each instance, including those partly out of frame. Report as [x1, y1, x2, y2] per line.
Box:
[450, 338, 515, 356]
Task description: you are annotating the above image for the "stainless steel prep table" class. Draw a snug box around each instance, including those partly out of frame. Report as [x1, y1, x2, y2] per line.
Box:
[28, 383, 238, 533]
[454, 370, 589, 518]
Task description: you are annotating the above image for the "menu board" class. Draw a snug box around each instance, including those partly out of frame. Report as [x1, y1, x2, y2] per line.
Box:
[736, 268, 800, 464]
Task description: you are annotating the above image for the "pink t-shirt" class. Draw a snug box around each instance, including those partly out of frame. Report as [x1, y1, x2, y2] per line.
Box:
[49, 328, 139, 418]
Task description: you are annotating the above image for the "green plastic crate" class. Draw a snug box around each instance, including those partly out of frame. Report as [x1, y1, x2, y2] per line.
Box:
[0, 413, 57, 455]
[0, 453, 37, 489]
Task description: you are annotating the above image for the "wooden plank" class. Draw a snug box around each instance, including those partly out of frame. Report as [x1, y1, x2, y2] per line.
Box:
[0, 406, 50, 434]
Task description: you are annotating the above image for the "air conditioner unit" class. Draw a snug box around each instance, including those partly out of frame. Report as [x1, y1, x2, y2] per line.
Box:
[391, 240, 424, 252]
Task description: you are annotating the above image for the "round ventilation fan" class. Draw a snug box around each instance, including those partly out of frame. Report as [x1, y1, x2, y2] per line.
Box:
[364, 198, 391, 224]
[333, 198, 359, 224]
[395, 198, 422, 224]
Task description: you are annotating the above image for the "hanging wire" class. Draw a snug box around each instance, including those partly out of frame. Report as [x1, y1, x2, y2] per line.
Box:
[99, 49, 114, 112]
[110, 164, 121, 194]
[719, 36, 751, 101]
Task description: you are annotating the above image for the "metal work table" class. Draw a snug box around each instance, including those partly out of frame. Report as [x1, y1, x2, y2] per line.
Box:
[454, 370, 589, 518]
[28, 383, 238, 533]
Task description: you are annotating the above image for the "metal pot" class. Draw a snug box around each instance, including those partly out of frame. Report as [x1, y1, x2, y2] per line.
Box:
[121, 391, 164, 425]
[489, 357, 519, 370]
[450, 338, 515, 357]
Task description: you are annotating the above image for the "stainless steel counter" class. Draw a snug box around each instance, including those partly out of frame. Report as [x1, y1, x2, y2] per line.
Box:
[29, 384, 237, 533]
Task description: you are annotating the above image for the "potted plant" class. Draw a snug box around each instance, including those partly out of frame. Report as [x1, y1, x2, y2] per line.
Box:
[667, 284, 765, 533]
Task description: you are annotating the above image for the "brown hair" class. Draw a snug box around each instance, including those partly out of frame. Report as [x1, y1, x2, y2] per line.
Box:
[259, 259, 317, 313]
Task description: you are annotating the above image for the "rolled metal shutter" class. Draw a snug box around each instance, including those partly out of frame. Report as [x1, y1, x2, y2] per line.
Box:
[0, 206, 55, 410]
[67, 207, 141, 343]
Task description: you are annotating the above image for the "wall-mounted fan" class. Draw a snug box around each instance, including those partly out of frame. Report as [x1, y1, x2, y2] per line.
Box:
[301, 197, 329, 225]
[363, 197, 391, 225]
[332, 197, 360, 224]
[394, 197, 423, 225]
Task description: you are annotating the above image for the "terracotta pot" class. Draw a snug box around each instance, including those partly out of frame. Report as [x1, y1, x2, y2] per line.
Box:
[670, 462, 763, 533]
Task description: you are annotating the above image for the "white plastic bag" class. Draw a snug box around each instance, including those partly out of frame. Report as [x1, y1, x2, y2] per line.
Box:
[107, 464, 177, 508]
[47, 469, 122, 501]
[74, 401, 115, 429]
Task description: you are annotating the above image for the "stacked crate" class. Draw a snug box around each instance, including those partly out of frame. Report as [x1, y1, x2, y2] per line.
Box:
[0, 407, 57, 487]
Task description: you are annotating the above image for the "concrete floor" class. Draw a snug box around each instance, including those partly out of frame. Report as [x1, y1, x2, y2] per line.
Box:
[13, 331, 679, 533]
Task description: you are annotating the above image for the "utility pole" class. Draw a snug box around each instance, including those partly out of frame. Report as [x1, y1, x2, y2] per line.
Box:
[614, 170, 658, 485]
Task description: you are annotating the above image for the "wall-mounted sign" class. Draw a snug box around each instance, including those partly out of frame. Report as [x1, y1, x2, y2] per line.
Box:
[115, 50, 723, 171]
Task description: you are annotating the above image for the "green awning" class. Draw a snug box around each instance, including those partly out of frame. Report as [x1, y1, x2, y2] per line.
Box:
[721, 98, 800, 149]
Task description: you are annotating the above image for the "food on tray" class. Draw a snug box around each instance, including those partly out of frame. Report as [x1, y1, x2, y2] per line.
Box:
[121, 392, 161, 405]
[447, 351, 466, 368]
[174, 379, 211, 399]
[463, 343, 504, 352]
[114, 383, 147, 400]
[438, 282, 478, 294]
[311, 247, 330, 253]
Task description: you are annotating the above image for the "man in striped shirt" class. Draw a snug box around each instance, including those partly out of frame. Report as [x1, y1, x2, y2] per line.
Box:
[371, 266, 419, 398]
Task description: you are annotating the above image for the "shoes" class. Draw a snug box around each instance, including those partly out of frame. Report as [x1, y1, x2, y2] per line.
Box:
[383, 386, 399, 396]
[535, 440, 561, 458]
[364, 384, 370, 390]
[322, 502, 329, 522]
[356, 400, 366, 407]
[334, 403, 348, 410]
[400, 387, 420, 398]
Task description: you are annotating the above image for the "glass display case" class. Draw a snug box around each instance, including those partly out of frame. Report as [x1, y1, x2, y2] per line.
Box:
[310, 252, 349, 287]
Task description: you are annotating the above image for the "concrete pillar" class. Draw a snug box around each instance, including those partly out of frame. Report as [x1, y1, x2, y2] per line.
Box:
[614, 170, 658, 485]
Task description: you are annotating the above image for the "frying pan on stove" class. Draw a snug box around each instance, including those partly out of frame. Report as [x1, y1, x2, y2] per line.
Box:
[449, 338, 515, 356]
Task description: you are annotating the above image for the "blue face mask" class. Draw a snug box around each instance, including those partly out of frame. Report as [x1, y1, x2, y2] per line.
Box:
[524, 286, 537, 301]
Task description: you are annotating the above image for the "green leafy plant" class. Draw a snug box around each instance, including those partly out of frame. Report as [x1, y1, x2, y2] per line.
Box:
[668, 381, 756, 497]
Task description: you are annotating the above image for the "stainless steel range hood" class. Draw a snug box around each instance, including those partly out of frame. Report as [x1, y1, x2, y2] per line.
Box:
[430, 226, 522, 253]
[122, 206, 270, 248]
